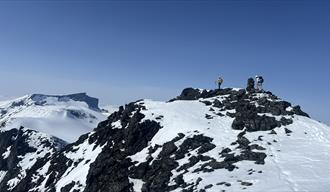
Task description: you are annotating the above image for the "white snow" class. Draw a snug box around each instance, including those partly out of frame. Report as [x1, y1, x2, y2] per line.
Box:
[130, 99, 236, 165]
[129, 178, 144, 192]
[2, 146, 11, 159]
[0, 171, 7, 183]
[7, 178, 20, 190]
[101, 105, 118, 116]
[128, 95, 330, 192]
[6, 128, 57, 190]
[111, 120, 122, 129]
[55, 133, 106, 192]
[240, 116, 330, 192]
[2, 91, 330, 192]
[0, 94, 107, 142]
[140, 99, 236, 147]
[29, 161, 51, 192]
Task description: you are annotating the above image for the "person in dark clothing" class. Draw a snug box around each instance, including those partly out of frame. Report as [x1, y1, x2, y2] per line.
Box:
[215, 77, 224, 90]
[246, 78, 255, 92]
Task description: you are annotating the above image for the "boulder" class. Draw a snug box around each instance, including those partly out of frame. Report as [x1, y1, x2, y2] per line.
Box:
[176, 88, 201, 100]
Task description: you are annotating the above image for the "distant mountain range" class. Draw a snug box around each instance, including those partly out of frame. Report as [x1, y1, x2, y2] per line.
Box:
[0, 93, 108, 142]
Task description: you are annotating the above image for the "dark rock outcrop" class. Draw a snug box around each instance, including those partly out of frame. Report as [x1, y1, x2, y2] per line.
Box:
[232, 101, 278, 131]
[292, 106, 310, 117]
[173, 88, 202, 101]
[84, 102, 162, 192]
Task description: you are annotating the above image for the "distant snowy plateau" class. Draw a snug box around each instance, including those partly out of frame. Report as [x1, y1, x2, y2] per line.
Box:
[0, 89, 329, 192]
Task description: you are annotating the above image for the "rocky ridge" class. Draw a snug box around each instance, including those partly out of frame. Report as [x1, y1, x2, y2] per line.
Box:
[0, 86, 329, 192]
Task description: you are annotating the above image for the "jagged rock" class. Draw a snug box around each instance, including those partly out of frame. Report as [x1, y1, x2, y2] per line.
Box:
[198, 142, 216, 154]
[292, 105, 310, 117]
[249, 144, 266, 151]
[240, 181, 253, 186]
[201, 100, 212, 106]
[232, 102, 279, 132]
[256, 99, 293, 116]
[155, 115, 164, 120]
[285, 128, 293, 134]
[176, 88, 201, 100]
[280, 117, 293, 126]
[217, 182, 231, 187]
[159, 142, 178, 157]
[213, 99, 224, 108]
[220, 148, 232, 155]
[226, 112, 236, 118]
[237, 136, 251, 149]
[205, 184, 213, 189]
[60, 182, 75, 192]
[238, 151, 267, 165]
[0, 128, 65, 192]
[237, 130, 246, 138]
[205, 114, 213, 119]
[270, 130, 277, 135]
[85, 103, 161, 192]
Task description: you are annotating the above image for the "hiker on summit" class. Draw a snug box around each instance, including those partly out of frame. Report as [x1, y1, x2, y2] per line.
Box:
[255, 75, 264, 91]
[216, 76, 224, 90]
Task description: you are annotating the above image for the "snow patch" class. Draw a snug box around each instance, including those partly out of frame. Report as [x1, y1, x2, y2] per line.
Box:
[2, 146, 11, 159]
[129, 178, 144, 192]
[55, 133, 106, 192]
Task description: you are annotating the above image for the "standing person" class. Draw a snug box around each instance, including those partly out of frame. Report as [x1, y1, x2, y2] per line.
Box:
[255, 75, 264, 90]
[216, 76, 224, 90]
[246, 77, 255, 92]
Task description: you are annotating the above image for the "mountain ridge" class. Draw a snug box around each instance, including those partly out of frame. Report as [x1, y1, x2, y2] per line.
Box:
[29, 93, 100, 111]
[0, 87, 329, 192]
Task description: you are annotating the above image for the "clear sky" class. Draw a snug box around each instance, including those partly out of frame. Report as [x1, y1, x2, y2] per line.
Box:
[0, 0, 329, 125]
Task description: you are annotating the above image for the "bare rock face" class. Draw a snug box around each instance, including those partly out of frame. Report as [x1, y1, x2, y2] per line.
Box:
[84, 103, 162, 192]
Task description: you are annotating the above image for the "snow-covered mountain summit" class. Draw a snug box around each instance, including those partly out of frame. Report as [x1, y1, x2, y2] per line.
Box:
[0, 87, 329, 192]
[0, 93, 107, 142]
[29, 93, 101, 111]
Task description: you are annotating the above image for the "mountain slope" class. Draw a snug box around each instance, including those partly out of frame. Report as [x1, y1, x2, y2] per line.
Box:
[1, 88, 329, 192]
[0, 93, 107, 142]
[0, 127, 66, 191]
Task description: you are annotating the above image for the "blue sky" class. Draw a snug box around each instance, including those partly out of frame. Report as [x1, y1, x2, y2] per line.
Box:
[0, 0, 329, 125]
